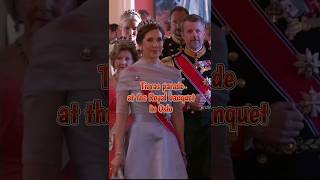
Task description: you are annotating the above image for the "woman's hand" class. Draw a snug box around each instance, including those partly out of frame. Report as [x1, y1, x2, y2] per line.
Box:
[111, 153, 124, 178]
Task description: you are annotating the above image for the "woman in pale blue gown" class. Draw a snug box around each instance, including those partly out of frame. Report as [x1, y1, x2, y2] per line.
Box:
[110, 19, 188, 179]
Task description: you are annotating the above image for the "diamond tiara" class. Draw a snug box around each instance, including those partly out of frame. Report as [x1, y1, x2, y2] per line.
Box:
[114, 36, 136, 49]
[137, 19, 159, 32]
[120, 9, 141, 21]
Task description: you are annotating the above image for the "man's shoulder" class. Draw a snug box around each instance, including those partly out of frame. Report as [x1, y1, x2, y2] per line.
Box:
[163, 36, 180, 46]
[161, 56, 175, 68]
[164, 36, 173, 42]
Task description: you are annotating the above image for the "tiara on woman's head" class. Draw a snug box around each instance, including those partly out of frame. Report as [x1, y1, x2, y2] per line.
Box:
[120, 9, 141, 21]
[114, 36, 136, 49]
[137, 19, 159, 32]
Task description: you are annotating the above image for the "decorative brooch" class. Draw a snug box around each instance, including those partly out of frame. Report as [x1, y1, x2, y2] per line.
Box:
[293, 48, 320, 77]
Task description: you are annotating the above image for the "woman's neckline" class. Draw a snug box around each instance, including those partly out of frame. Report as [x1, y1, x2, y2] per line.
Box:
[139, 57, 161, 66]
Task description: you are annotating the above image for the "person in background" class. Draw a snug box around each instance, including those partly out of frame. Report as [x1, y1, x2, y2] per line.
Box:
[138, 9, 151, 21]
[119, 9, 142, 43]
[110, 10, 142, 76]
[109, 23, 120, 44]
[108, 39, 138, 179]
[160, 6, 189, 59]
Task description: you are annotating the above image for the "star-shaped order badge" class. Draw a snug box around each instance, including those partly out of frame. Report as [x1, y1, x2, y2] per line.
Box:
[203, 77, 212, 100]
[203, 77, 212, 87]
[293, 48, 320, 77]
[197, 60, 212, 74]
[301, 87, 320, 118]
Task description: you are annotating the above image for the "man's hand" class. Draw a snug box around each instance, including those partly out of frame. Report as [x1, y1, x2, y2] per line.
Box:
[247, 102, 304, 144]
[189, 94, 206, 110]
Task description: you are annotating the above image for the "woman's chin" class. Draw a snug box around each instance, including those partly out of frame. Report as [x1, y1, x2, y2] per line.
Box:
[152, 53, 161, 58]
